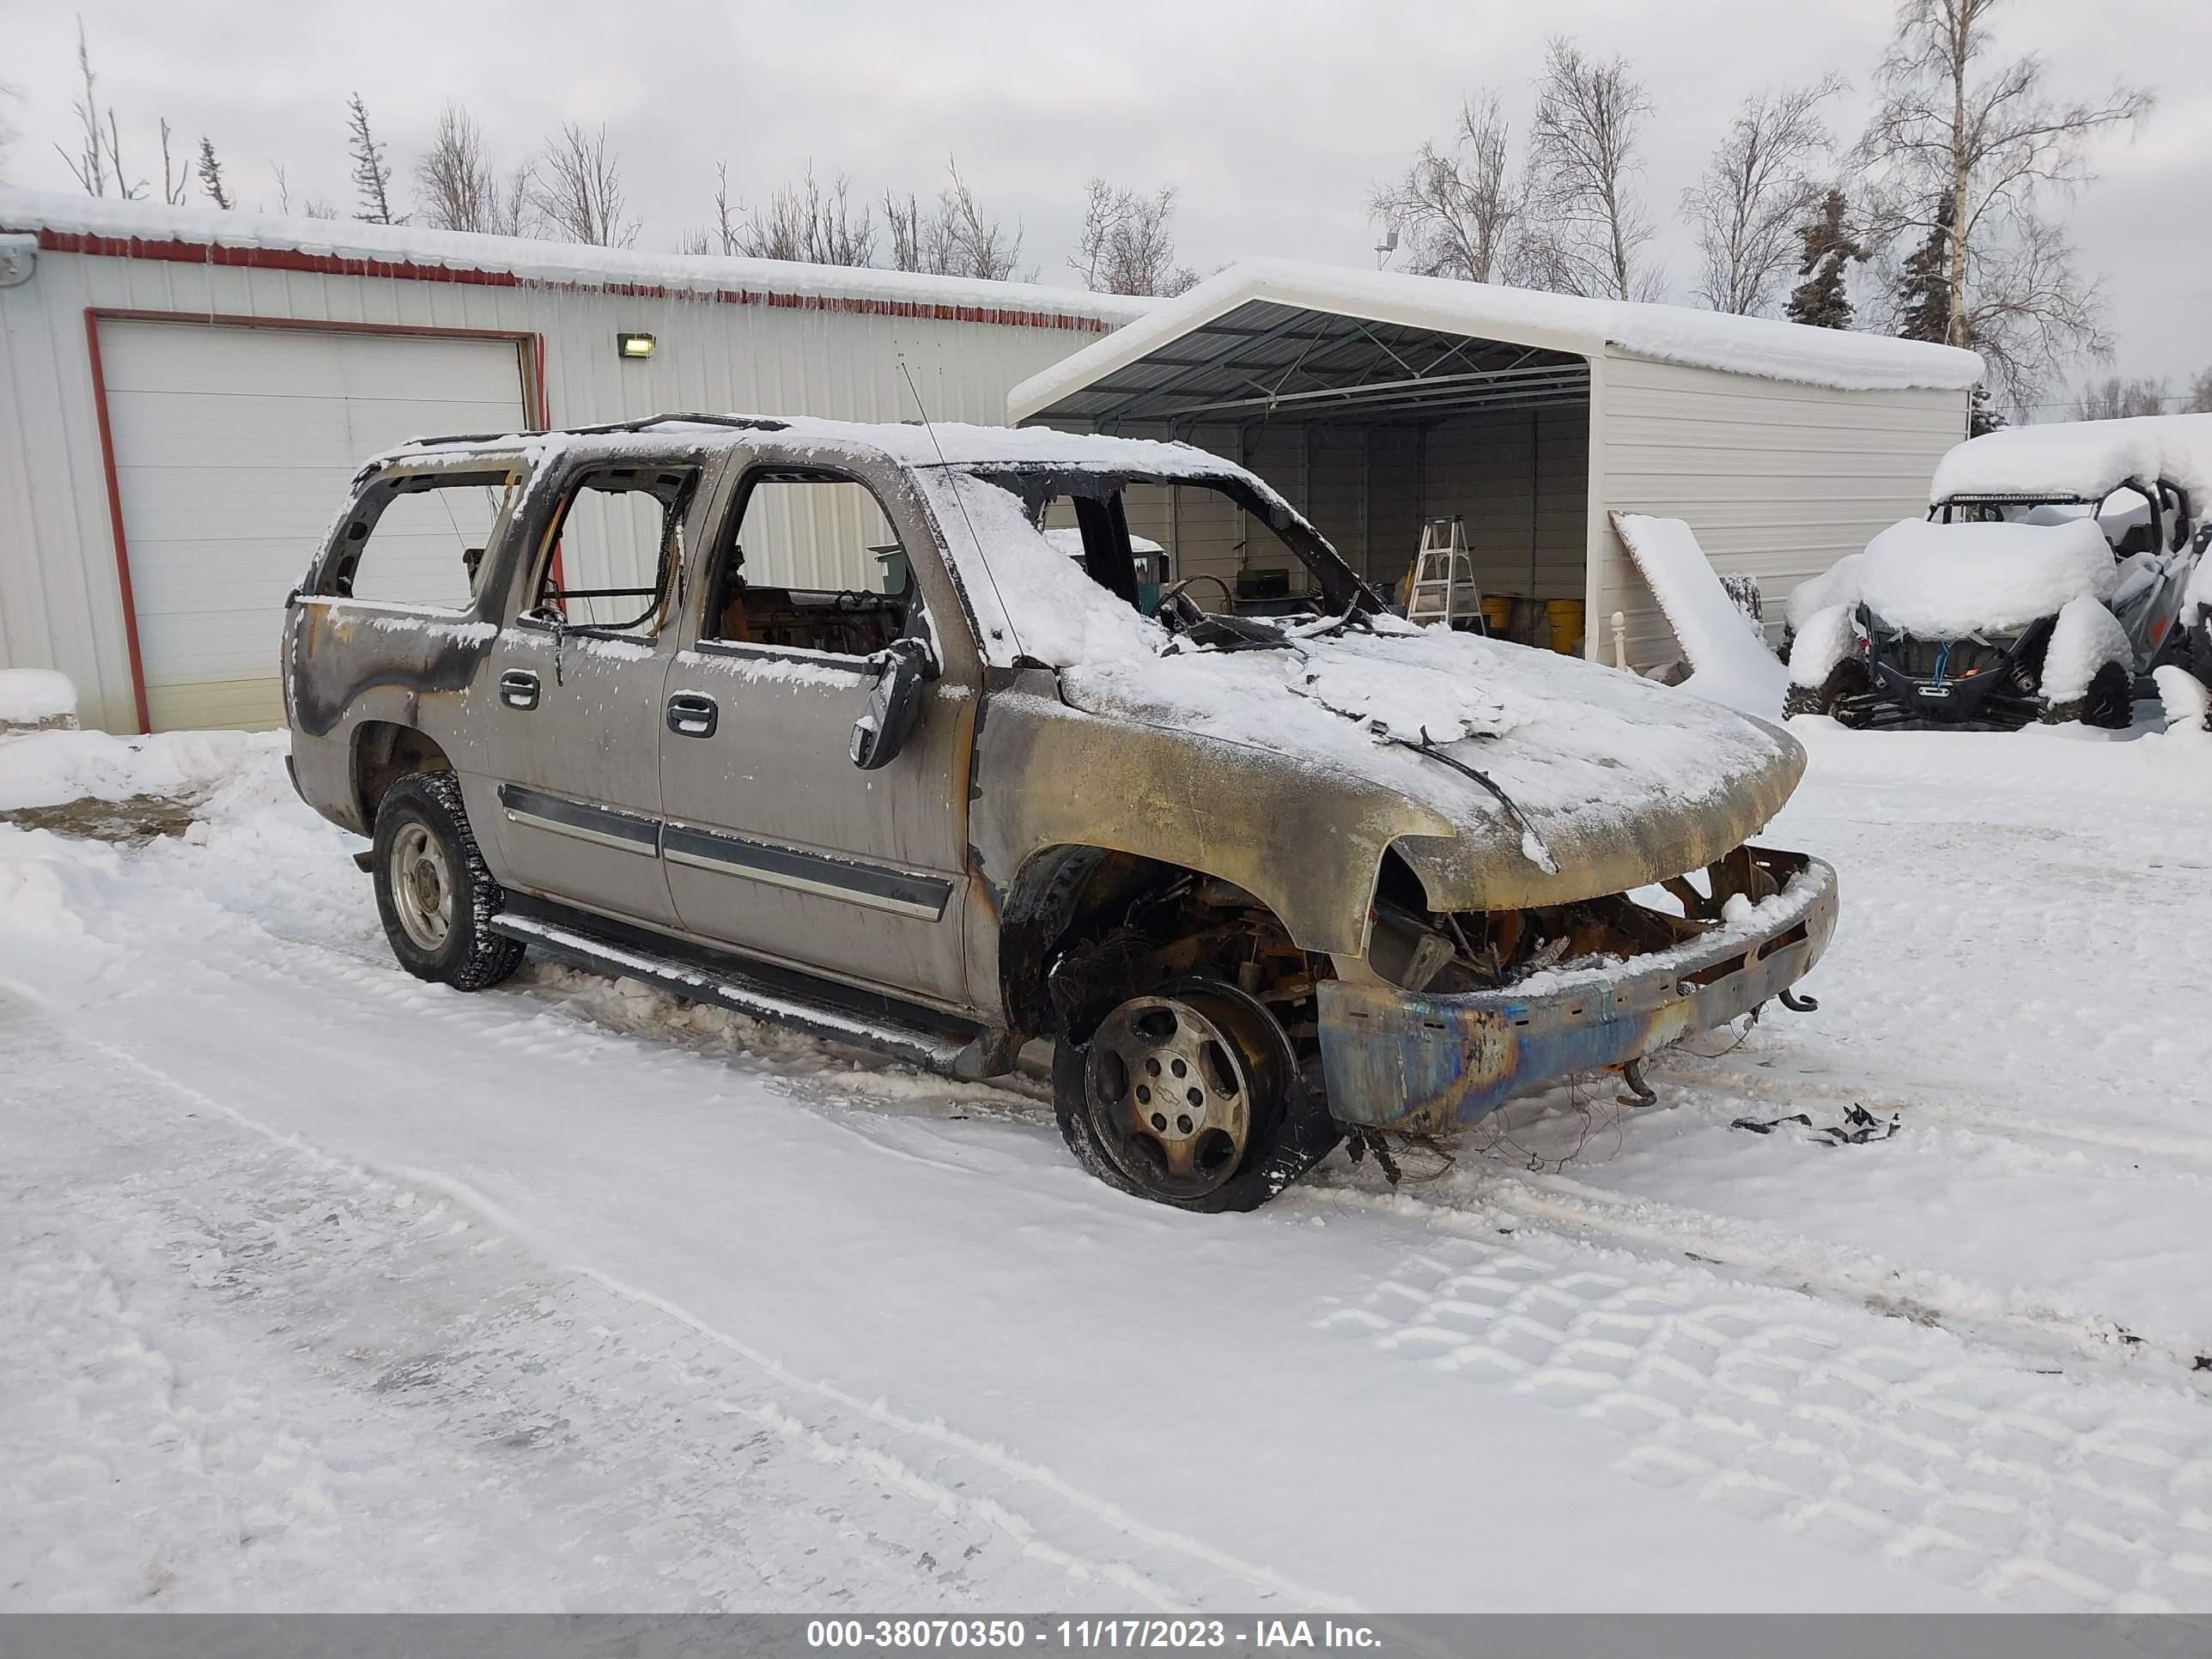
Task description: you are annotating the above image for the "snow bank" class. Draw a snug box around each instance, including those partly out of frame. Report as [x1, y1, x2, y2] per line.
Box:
[1930, 413, 2212, 508]
[1785, 556, 1865, 635]
[0, 728, 281, 812]
[2153, 665, 2211, 738]
[2041, 596, 2132, 704]
[1011, 261, 1983, 421]
[1856, 517, 2117, 637]
[1610, 514, 1788, 718]
[1787, 604, 1862, 690]
[0, 669, 78, 729]
[0, 188, 1152, 328]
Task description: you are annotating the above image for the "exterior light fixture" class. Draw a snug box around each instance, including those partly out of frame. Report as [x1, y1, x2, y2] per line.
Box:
[617, 331, 656, 360]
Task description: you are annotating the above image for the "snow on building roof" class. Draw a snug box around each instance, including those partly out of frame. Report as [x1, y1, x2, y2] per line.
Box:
[1929, 414, 2212, 509]
[1011, 258, 1984, 419]
[0, 189, 1156, 330]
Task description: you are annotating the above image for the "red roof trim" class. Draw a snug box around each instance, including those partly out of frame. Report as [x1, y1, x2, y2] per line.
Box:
[32, 228, 1113, 335]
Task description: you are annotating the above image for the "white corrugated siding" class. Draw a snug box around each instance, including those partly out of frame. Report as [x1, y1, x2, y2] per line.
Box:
[0, 245, 1115, 732]
[1592, 351, 1967, 670]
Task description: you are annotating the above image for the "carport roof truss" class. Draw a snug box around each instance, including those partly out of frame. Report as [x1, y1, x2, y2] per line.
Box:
[1044, 297, 1593, 428]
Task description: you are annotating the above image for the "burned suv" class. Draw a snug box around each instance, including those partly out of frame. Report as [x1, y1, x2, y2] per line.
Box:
[284, 414, 1836, 1211]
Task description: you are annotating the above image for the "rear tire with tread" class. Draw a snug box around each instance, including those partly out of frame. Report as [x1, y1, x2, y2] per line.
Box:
[371, 770, 525, 991]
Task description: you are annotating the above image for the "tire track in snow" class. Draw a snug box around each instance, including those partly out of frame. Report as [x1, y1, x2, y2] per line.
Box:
[1307, 1171, 2206, 1383]
[60, 1018, 1359, 1615]
[1308, 1207, 2212, 1610]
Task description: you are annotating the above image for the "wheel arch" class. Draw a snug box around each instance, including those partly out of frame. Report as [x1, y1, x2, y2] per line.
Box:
[352, 720, 455, 830]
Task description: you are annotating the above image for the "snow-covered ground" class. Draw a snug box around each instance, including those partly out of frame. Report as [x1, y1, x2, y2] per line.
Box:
[4, 715, 2211, 1613]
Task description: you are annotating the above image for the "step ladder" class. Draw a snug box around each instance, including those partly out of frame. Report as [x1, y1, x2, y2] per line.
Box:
[1405, 517, 1484, 630]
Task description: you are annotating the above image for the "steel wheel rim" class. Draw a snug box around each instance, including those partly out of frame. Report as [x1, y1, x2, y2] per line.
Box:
[1084, 993, 1257, 1200]
[390, 822, 455, 951]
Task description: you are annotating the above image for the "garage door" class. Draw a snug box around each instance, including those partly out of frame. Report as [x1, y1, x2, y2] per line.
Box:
[97, 321, 530, 732]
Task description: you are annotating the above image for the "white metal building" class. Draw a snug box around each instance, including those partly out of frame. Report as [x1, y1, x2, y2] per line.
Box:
[1009, 261, 1984, 671]
[0, 191, 1149, 733]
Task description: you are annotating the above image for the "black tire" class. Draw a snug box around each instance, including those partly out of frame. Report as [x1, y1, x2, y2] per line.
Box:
[1783, 658, 1872, 726]
[370, 770, 525, 991]
[2042, 660, 2134, 730]
[1052, 978, 1340, 1213]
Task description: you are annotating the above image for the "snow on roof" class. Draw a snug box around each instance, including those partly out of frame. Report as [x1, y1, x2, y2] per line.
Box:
[0, 188, 1155, 328]
[1929, 414, 2212, 509]
[1856, 516, 2118, 637]
[1010, 259, 1984, 418]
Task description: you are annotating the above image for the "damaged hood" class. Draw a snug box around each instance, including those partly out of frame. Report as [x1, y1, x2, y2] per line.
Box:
[1057, 624, 1806, 911]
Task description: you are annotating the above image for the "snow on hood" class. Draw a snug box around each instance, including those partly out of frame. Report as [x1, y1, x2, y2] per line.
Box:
[1930, 414, 2212, 509]
[1856, 517, 2118, 638]
[1054, 627, 1798, 872]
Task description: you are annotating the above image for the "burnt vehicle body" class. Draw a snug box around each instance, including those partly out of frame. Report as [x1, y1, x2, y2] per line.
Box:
[285, 413, 1835, 1210]
[1785, 416, 2211, 732]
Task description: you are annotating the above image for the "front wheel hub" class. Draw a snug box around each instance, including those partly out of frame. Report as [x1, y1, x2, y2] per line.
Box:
[1085, 992, 1261, 1200]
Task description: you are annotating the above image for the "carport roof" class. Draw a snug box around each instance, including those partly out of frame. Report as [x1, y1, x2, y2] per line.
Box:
[1010, 259, 1985, 428]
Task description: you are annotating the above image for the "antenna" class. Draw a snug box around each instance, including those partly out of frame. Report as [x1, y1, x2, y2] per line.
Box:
[1374, 226, 1400, 270]
[896, 356, 1018, 656]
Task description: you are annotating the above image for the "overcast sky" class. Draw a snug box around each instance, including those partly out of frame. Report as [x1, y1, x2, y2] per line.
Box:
[4, 0, 2204, 408]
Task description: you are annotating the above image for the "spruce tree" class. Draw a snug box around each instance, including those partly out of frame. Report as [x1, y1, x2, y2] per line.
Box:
[195, 136, 231, 209]
[1895, 198, 1954, 344]
[346, 93, 398, 223]
[1784, 188, 1858, 329]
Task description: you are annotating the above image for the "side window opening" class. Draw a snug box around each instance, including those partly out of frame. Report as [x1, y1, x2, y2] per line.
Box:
[527, 465, 697, 637]
[702, 468, 921, 658]
[325, 470, 520, 609]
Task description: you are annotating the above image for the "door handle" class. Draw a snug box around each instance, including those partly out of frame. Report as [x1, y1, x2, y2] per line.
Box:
[666, 691, 719, 739]
[500, 669, 540, 710]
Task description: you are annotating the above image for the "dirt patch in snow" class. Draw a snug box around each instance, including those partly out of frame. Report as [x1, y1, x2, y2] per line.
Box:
[0, 793, 201, 844]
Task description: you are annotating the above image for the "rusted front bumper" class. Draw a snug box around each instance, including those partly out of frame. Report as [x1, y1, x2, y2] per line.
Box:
[1316, 848, 1838, 1132]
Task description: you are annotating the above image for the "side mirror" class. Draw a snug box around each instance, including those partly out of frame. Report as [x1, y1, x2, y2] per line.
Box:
[850, 635, 938, 770]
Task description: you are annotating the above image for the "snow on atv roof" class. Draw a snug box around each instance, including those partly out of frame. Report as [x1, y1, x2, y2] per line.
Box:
[0, 188, 1155, 328]
[1857, 516, 2118, 638]
[1012, 259, 1984, 419]
[1930, 413, 2212, 507]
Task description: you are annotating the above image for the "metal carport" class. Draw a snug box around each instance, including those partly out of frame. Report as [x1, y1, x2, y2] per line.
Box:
[1010, 261, 1982, 669]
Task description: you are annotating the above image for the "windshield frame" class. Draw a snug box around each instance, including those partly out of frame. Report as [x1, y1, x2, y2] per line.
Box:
[942, 462, 1390, 619]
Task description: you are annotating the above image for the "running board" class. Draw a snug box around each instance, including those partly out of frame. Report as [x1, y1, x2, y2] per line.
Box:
[489, 907, 994, 1077]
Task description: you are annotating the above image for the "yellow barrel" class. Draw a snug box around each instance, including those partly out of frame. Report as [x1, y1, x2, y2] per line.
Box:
[1546, 599, 1585, 654]
[1480, 595, 1514, 634]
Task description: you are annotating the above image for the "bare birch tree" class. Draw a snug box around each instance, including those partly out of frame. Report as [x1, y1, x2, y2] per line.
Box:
[414, 106, 527, 234]
[680, 162, 742, 256]
[1682, 77, 1843, 314]
[158, 118, 190, 205]
[722, 167, 875, 265]
[884, 160, 1026, 280]
[2189, 368, 2212, 415]
[58, 21, 143, 198]
[1368, 94, 1530, 283]
[2075, 375, 2166, 420]
[530, 122, 636, 247]
[1854, 0, 2152, 407]
[1070, 179, 1197, 295]
[1522, 38, 1660, 300]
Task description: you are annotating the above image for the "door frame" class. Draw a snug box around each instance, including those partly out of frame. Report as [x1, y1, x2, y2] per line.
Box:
[84, 307, 548, 732]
